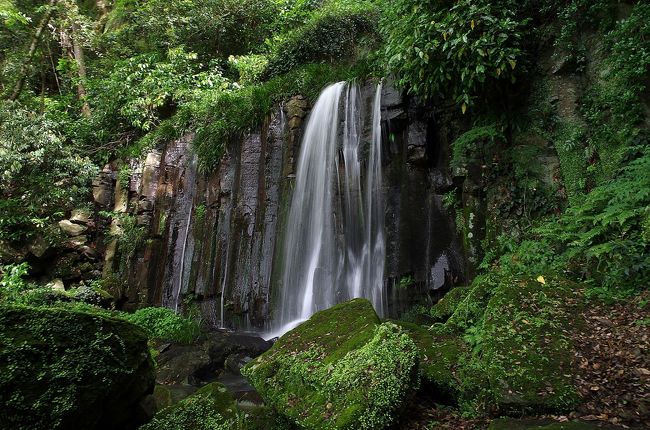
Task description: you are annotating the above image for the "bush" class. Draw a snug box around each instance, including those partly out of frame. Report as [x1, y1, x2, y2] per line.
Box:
[107, 0, 278, 59]
[0, 102, 96, 242]
[381, 0, 527, 110]
[122, 307, 201, 344]
[265, 1, 379, 77]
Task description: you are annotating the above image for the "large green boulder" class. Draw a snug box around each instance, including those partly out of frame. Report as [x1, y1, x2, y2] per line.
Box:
[141, 382, 237, 430]
[457, 276, 580, 414]
[0, 305, 155, 430]
[393, 320, 468, 398]
[394, 274, 581, 416]
[242, 299, 419, 430]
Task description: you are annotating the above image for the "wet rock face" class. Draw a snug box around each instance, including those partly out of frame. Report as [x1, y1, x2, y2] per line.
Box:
[104, 82, 466, 328]
[377, 84, 466, 315]
[107, 112, 290, 329]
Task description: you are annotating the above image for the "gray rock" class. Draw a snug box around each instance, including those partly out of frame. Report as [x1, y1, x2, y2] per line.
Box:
[58, 220, 88, 237]
[70, 209, 92, 225]
[47, 278, 65, 291]
[28, 236, 51, 258]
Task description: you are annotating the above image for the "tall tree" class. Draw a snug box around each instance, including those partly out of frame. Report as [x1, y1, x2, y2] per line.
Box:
[8, 0, 57, 101]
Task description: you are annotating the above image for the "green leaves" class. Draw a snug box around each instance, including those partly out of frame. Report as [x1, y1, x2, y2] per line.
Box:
[381, 0, 527, 111]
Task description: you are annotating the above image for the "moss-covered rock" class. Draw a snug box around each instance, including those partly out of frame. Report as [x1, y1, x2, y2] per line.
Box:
[488, 418, 615, 430]
[393, 320, 468, 398]
[457, 276, 580, 415]
[428, 286, 472, 323]
[242, 299, 419, 430]
[144, 381, 292, 430]
[445, 274, 498, 333]
[0, 305, 155, 430]
[142, 382, 237, 430]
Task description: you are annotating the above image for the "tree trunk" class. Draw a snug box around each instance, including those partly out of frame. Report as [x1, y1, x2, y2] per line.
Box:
[8, 0, 57, 101]
[71, 23, 91, 117]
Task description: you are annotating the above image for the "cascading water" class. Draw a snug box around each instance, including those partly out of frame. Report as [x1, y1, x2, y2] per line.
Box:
[269, 81, 385, 337]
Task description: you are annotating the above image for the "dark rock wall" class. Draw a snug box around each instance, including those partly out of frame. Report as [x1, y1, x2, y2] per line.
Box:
[100, 83, 466, 329]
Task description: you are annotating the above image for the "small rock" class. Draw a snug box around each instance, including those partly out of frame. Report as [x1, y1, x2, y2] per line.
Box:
[58, 220, 88, 237]
[47, 278, 65, 291]
[28, 236, 51, 258]
[70, 209, 92, 225]
[67, 236, 88, 247]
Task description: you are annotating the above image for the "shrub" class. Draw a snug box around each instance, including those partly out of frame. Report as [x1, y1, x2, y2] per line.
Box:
[0, 102, 96, 242]
[381, 0, 527, 110]
[122, 307, 201, 344]
[265, 1, 379, 77]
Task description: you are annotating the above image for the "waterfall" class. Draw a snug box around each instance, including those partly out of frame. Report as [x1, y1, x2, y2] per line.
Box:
[270, 82, 385, 338]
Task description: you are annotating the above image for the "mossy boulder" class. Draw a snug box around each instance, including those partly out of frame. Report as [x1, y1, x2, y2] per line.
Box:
[428, 286, 472, 323]
[457, 276, 580, 414]
[142, 382, 237, 430]
[144, 382, 292, 430]
[393, 321, 468, 398]
[242, 299, 419, 430]
[488, 418, 616, 430]
[0, 305, 155, 430]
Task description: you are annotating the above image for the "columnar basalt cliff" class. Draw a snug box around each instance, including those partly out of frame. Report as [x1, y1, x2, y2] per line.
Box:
[97, 82, 467, 330]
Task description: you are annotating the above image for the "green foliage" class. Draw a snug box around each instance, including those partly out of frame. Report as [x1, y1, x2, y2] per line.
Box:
[265, 1, 379, 77]
[84, 47, 227, 146]
[451, 124, 503, 169]
[194, 203, 207, 222]
[122, 307, 200, 344]
[117, 164, 132, 190]
[105, 212, 147, 272]
[107, 0, 278, 59]
[381, 0, 526, 110]
[397, 275, 414, 290]
[429, 287, 472, 323]
[178, 63, 361, 171]
[0, 304, 154, 429]
[228, 54, 269, 86]
[0, 263, 33, 303]
[142, 383, 245, 430]
[0, 0, 27, 26]
[538, 148, 650, 290]
[0, 102, 96, 242]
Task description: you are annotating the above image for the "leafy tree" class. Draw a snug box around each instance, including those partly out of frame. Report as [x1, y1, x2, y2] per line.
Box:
[0, 102, 96, 242]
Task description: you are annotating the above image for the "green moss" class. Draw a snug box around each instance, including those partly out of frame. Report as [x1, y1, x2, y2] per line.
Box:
[488, 418, 605, 430]
[142, 382, 239, 430]
[122, 307, 201, 344]
[446, 274, 498, 333]
[0, 305, 155, 430]
[428, 287, 472, 323]
[457, 276, 580, 415]
[554, 120, 588, 202]
[242, 299, 419, 430]
[393, 320, 468, 397]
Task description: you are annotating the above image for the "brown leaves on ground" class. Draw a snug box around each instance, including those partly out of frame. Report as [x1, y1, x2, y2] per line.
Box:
[395, 396, 488, 430]
[571, 291, 650, 429]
